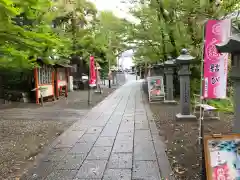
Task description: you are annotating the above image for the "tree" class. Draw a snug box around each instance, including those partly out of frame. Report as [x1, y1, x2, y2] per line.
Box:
[92, 11, 132, 67]
[0, 0, 133, 73]
[124, 0, 240, 93]
[0, 0, 65, 68]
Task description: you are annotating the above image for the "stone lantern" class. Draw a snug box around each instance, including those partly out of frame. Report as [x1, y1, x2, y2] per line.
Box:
[216, 34, 240, 133]
[175, 49, 197, 121]
[164, 56, 177, 104]
[150, 62, 164, 76]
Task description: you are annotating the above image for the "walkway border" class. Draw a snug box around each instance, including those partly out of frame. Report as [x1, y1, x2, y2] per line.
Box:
[141, 84, 176, 180]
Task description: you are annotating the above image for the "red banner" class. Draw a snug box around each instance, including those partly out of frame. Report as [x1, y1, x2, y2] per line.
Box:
[89, 56, 96, 86]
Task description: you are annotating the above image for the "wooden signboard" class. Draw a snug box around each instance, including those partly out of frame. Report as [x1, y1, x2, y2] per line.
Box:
[204, 134, 240, 180]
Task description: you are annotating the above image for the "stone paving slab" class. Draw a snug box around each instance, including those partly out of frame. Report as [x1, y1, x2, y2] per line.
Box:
[132, 161, 161, 180]
[94, 136, 115, 147]
[75, 160, 108, 179]
[20, 80, 174, 180]
[55, 154, 86, 170]
[103, 169, 131, 180]
[108, 153, 132, 169]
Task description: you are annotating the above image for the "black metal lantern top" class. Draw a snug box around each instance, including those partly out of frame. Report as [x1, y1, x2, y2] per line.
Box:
[150, 62, 164, 76]
[216, 34, 240, 53]
[164, 56, 176, 67]
[156, 62, 164, 67]
[152, 62, 164, 69]
[216, 34, 240, 69]
[216, 34, 240, 79]
[176, 49, 195, 64]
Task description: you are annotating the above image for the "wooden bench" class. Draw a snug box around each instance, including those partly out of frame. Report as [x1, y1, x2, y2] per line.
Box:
[193, 94, 220, 120]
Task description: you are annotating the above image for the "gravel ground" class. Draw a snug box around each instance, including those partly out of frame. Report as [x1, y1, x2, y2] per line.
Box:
[144, 90, 233, 179]
[0, 87, 115, 180]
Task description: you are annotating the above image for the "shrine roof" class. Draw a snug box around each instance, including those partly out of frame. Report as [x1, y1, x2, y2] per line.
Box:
[216, 33, 240, 53]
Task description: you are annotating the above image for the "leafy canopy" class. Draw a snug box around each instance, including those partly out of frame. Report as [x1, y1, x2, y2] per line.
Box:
[0, 0, 131, 70]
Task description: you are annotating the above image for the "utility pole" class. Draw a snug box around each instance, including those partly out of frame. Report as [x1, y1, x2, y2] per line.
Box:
[116, 51, 119, 86]
[135, 66, 138, 80]
[108, 58, 111, 88]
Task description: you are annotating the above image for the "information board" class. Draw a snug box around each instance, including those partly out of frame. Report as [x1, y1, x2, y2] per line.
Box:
[204, 134, 240, 180]
[147, 76, 165, 102]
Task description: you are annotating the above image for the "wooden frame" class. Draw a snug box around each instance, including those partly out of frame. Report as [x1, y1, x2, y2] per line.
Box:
[54, 64, 71, 99]
[33, 66, 54, 104]
[204, 134, 240, 180]
[33, 58, 55, 104]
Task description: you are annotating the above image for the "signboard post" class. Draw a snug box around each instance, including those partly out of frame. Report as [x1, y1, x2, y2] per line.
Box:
[95, 65, 102, 94]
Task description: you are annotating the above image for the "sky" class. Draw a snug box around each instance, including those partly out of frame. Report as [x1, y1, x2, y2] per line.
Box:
[89, 0, 135, 69]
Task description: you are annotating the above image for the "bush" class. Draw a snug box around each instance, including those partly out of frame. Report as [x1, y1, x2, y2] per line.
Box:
[207, 98, 233, 113]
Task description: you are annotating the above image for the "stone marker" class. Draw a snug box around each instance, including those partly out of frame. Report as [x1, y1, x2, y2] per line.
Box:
[175, 49, 196, 121]
[164, 56, 177, 104]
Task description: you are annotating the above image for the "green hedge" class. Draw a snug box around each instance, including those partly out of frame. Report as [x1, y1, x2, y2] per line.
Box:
[207, 98, 233, 113]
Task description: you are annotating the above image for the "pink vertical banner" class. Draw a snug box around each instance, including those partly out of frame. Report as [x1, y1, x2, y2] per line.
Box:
[203, 19, 231, 99]
[89, 56, 96, 86]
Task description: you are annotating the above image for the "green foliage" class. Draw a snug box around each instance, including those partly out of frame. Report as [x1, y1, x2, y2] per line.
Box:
[126, 0, 239, 64]
[123, 0, 240, 111]
[0, 0, 66, 69]
[0, 0, 130, 72]
[207, 98, 234, 113]
[90, 11, 132, 67]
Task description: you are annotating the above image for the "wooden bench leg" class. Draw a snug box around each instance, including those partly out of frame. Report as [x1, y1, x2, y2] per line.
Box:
[216, 111, 220, 120]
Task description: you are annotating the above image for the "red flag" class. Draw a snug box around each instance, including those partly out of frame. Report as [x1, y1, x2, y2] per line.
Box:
[89, 56, 96, 86]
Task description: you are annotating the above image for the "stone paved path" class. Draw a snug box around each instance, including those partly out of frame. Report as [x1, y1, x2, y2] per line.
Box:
[20, 79, 173, 180]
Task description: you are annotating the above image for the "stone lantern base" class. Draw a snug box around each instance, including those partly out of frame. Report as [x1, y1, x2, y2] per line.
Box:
[175, 113, 197, 121]
[163, 100, 178, 104]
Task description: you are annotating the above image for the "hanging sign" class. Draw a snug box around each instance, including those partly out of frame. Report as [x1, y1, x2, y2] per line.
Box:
[89, 56, 96, 87]
[203, 19, 231, 99]
[204, 134, 240, 180]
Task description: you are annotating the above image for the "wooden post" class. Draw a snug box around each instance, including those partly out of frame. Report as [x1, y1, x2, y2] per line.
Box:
[34, 68, 39, 104]
[40, 91, 44, 106]
[56, 68, 59, 99]
[65, 68, 69, 97]
[52, 69, 55, 101]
